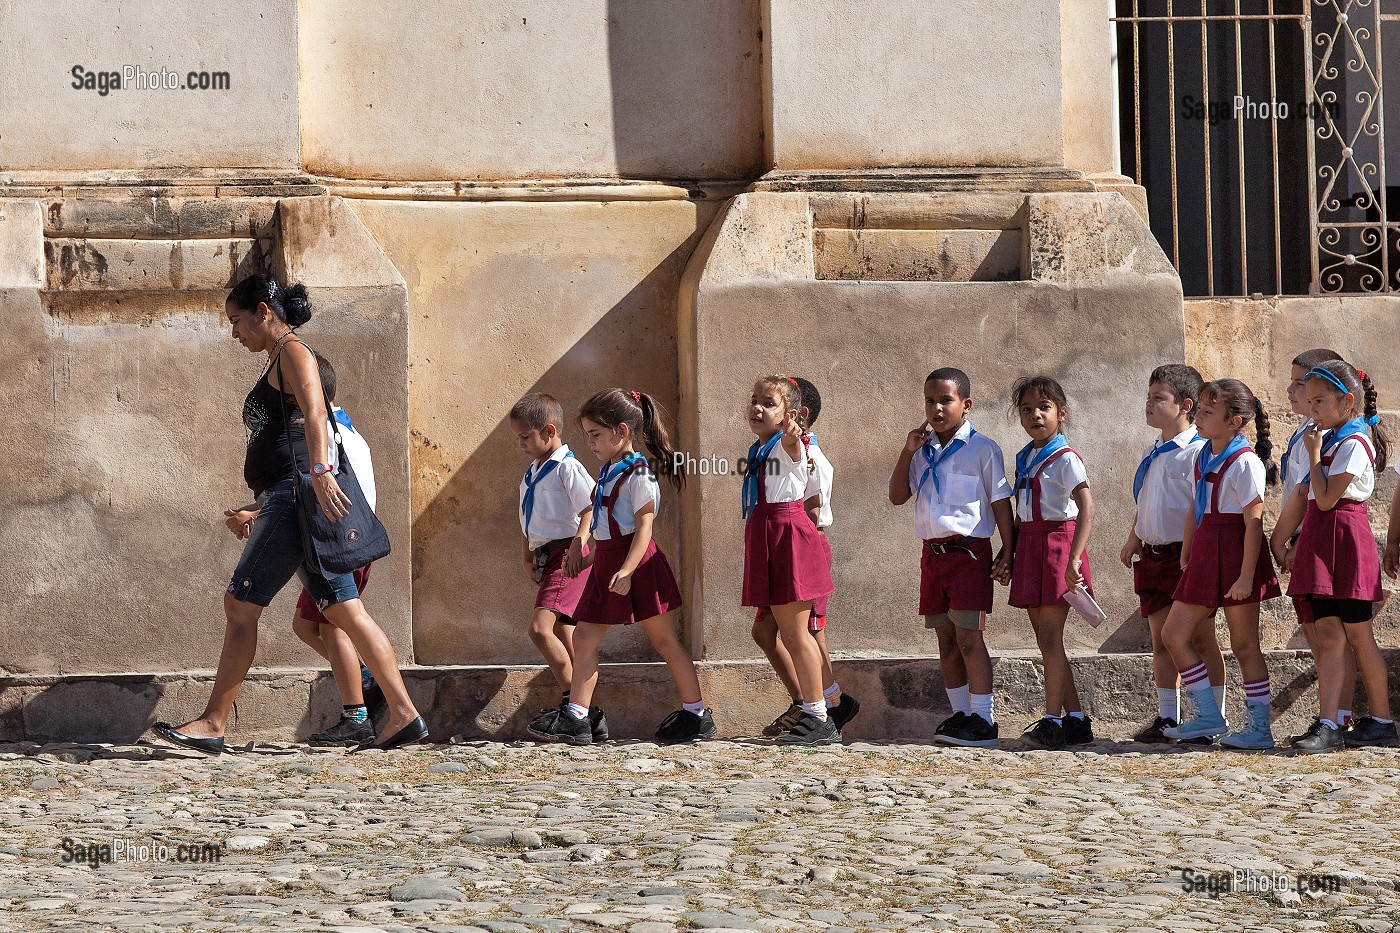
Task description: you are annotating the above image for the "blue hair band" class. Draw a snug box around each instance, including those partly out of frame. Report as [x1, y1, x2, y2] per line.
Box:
[1305, 366, 1351, 395]
[1367, 414, 1381, 425]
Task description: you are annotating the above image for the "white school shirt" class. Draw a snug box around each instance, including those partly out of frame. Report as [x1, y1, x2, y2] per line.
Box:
[591, 461, 660, 541]
[518, 444, 596, 551]
[1307, 434, 1376, 503]
[805, 438, 834, 528]
[1200, 449, 1267, 515]
[761, 437, 811, 504]
[1279, 419, 1313, 509]
[327, 406, 377, 513]
[1014, 448, 1089, 522]
[905, 421, 1012, 539]
[1134, 426, 1206, 545]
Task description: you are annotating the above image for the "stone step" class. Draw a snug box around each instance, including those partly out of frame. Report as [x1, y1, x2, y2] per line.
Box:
[41, 196, 279, 239]
[43, 236, 269, 291]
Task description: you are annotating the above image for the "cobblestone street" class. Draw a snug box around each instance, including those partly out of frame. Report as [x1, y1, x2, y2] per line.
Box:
[0, 736, 1397, 931]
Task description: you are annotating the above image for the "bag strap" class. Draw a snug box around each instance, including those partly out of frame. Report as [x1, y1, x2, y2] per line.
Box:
[275, 341, 349, 499]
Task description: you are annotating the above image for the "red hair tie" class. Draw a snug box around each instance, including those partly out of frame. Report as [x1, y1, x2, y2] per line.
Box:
[787, 377, 798, 389]
[1357, 368, 1367, 381]
[630, 390, 642, 405]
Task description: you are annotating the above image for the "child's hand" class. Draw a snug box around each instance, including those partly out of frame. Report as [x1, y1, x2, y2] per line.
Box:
[905, 424, 931, 454]
[991, 552, 1012, 585]
[1064, 557, 1084, 590]
[1279, 544, 1295, 574]
[223, 508, 259, 540]
[1385, 542, 1399, 579]
[1302, 420, 1325, 458]
[783, 410, 804, 443]
[609, 569, 633, 596]
[1227, 575, 1253, 601]
[565, 539, 592, 578]
[1119, 538, 1138, 569]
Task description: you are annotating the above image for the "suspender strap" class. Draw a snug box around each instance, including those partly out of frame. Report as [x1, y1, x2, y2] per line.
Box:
[601, 461, 644, 539]
[1019, 446, 1075, 522]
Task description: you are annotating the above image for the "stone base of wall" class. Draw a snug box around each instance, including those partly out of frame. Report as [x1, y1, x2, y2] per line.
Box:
[3, 652, 1394, 746]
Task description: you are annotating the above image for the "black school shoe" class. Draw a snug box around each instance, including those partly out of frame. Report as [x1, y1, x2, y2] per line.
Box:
[1062, 714, 1094, 746]
[934, 711, 967, 740]
[828, 694, 861, 732]
[588, 706, 610, 743]
[775, 711, 842, 746]
[308, 715, 375, 747]
[534, 708, 592, 745]
[527, 702, 607, 741]
[763, 703, 804, 738]
[656, 709, 716, 745]
[1291, 718, 1344, 754]
[937, 713, 999, 748]
[1286, 717, 1321, 746]
[1132, 716, 1178, 744]
[1021, 717, 1066, 751]
[1344, 716, 1400, 748]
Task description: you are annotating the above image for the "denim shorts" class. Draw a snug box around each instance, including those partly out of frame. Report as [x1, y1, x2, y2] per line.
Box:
[227, 478, 361, 609]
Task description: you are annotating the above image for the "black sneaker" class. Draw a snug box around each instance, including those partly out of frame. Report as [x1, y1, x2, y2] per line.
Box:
[775, 711, 842, 746]
[308, 715, 375, 747]
[934, 711, 967, 738]
[1344, 716, 1399, 748]
[1062, 714, 1094, 745]
[1132, 716, 1178, 744]
[589, 706, 610, 743]
[762, 703, 803, 738]
[937, 712, 998, 748]
[1291, 718, 1343, 754]
[528, 704, 563, 735]
[533, 708, 591, 745]
[1021, 717, 1066, 750]
[655, 709, 716, 745]
[828, 694, 861, 732]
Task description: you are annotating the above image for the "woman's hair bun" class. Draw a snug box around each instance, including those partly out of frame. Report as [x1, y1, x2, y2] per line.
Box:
[282, 283, 312, 327]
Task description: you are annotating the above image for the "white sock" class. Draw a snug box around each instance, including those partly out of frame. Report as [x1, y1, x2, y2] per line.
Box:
[1338, 708, 1352, 725]
[823, 682, 841, 707]
[1067, 711, 1086, 720]
[1320, 718, 1338, 730]
[566, 702, 588, 720]
[971, 693, 994, 725]
[682, 700, 705, 716]
[800, 699, 827, 720]
[1213, 685, 1226, 709]
[947, 684, 972, 715]
[1375, 717, 1393, 724]
[1158, 687, 1180, 720]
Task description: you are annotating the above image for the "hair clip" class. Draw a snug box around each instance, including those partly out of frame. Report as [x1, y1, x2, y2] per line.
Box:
[787, 377, 799, 389]
[1367, 414, 1380, 425]
[630, 390, 642, 405]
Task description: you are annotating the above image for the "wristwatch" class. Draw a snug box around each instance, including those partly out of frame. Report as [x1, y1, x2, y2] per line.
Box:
[311, 462, 334, 477]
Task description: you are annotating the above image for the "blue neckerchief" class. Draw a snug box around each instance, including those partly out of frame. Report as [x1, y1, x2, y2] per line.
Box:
[742, 433, 783, 519]
[1193, 434, 1249, 525]
[521, 449, 575, 535]
[807, 432, 818, 446]
[1279, 420, 1309, 487]
[1015, 434, 1068, 494]
[916, 424, 975, 500]
[589, 452, 646, 533]
[1133, 435, 1180, 502]
[332, 408, 356, 432]
[1299, 417, 1368, 486]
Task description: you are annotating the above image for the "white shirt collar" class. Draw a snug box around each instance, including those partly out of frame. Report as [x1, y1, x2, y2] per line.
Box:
[931, 419, 973, 450]
[1160, 425, 1198, 449]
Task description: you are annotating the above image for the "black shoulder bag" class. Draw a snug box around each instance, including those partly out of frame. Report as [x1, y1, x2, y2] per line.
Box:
[277, 350, 391, 577]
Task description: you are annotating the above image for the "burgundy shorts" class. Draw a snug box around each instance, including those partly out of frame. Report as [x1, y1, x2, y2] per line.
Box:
[534, 543, 591, 624]
[919, 537, 994, 616]
[1133, 544, 1183, 618]
[297, 564, 373, 624]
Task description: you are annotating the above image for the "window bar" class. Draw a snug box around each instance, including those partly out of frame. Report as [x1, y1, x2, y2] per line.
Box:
[1303, 6, 1320, 295]
[1168, 0, 1182, 273]
[1373, 1, 1390, 291]
[1235, 0, 1249, 293]
[1267, 0, 1284, 294]
[1133, 0, 1145, 194]
[1201, 0, 1216, 295]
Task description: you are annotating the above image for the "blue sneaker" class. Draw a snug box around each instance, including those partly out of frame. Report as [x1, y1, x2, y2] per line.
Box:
[1163, 687, 1227, 742]
[1220, 699, 1274, 749]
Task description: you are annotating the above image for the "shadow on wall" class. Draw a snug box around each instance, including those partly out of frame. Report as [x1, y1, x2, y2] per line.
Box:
[606, 0, 764, 180]
[409, 239, 697, 667]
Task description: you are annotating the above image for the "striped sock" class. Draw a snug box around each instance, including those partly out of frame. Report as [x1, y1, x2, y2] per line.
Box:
[1179, 662, 1210, 691]
[1244, 678, 1270, 703]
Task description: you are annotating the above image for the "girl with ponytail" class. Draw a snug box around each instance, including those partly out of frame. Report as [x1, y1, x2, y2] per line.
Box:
[533, 389, 715, 746]
[1161, 379, 1282, 749]
[1274, 360, 1395, 751]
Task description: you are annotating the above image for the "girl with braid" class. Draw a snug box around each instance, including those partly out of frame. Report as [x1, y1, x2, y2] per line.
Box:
[1162, 379, 1282, 749]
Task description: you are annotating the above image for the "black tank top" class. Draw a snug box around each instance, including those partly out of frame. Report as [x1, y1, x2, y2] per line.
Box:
[242, 367, 307, 495]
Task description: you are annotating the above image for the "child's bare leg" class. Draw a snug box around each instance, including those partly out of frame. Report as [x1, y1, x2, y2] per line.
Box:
[1029, 605, 1075, 715]
[929, 617, 968, 690]
[320, 599, 420, 738]
[813, 626, 835, 692]
[1312, 616, 1347, 723]
[1344, 621, 1391, 720]
[752, 610, 801, 701]
[568, 622, 608, 709]
[954, 624, 993, 697]
[528, 607, 574, 693]
[770, 602, 825, 705]
[640, 611, 702, 706]
[1341, 643, 1358, 716]
[1147, 608, 1176, 692]
[1222, 603, 1268, 685]
[1191, 613, 1226, 687]
[318, 621, 365, 707]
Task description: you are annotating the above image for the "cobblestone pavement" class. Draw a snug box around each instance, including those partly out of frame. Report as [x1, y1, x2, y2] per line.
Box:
[0, 735, 1398, 932]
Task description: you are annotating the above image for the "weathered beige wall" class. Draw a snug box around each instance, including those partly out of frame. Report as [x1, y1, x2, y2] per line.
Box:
[0, 0, 299, 172]
[348, 196, 717, 665]
[0, 195, 411, 675]
[763, 0, 1064, 170]
[1186, 295, 1400, 648]
[1061, 0, 1118, 175]
[681, 190, 1184, 660]
[298, 0, 764, 182]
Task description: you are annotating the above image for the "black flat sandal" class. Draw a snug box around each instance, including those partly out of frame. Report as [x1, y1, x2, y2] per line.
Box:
[351, 716, 427, 753]
[151, 722, 225, 755]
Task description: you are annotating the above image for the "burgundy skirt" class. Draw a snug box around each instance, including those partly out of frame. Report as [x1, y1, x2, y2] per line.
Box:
[1287, 500, 1383, 602]
[573, 534, 682, 626]
[742, 501, 834, 608]
[534, 544, 591, 623]
[1173, 513, 1281, 609]
[1010, 520, 1092, 609]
